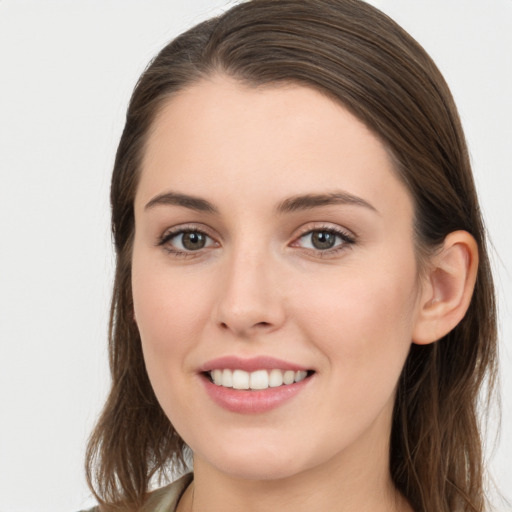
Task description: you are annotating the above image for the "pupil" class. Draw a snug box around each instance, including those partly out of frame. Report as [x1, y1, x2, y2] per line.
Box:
[182, 232, 205, 250]
[312, 231, 335, 250]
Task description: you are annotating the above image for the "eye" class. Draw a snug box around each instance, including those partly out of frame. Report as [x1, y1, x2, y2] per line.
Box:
[295, 228, 355, 253]
[158, 228, 216, 255]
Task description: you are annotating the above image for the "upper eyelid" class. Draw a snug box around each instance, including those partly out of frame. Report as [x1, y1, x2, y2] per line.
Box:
[159, 223, 217, 241]
[294, 231, 353, 247]
[293, 222, 356, 239]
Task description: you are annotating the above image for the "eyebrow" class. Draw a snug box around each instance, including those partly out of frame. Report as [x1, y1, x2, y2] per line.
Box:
[144, 190, 377, 215]
[276, 192, 378, 214]
[144, 191, 218, 213]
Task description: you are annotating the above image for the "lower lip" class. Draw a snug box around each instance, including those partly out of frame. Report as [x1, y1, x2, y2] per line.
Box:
[201, 374, 313, 414]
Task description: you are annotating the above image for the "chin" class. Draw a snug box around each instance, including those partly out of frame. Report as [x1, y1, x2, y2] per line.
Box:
[192, 433, 326, 482]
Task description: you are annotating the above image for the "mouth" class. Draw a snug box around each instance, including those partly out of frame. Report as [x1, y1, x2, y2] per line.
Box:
[199, 357, 315, 413]
[204, 369, 315, 391]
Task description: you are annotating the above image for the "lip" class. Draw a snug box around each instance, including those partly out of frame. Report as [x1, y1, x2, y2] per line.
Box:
[200, 374, 313, 414]
[199, 355, 310, 373]
[198, 356, 314, 414]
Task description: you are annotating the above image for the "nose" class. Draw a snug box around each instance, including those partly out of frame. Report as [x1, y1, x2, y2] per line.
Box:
[214, 246, 286, 338]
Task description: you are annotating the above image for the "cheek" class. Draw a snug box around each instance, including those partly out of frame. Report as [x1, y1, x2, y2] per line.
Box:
[295, 257, 419, 380]
[133, 258, 206, 347]
[291, 263, 419, 449]
[131, 253, 215, 424]
[131, 252, 215, 394]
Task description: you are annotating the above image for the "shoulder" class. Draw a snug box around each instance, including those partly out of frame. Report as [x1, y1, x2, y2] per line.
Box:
[142, 473, 194, 512]
[76, 473, 194, 512]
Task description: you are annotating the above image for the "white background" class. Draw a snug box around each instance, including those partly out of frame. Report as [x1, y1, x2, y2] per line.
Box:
[0, 1, 510, 511]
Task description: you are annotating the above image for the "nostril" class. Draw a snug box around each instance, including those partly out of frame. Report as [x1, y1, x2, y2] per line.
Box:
[219, 321, 271, 330]
[216, 315, 279, 336]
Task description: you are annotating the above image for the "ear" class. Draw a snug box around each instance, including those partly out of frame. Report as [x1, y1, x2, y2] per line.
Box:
[412, 230, 479, 345]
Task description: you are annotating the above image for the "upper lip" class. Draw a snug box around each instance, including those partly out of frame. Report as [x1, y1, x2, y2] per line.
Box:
[199, 356, 310, 373]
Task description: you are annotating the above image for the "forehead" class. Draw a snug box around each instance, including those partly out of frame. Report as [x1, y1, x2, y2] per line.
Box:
[136, 76, 413, 221]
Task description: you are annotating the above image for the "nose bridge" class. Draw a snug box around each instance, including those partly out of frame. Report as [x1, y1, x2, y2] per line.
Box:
[215, 239, 284, 336]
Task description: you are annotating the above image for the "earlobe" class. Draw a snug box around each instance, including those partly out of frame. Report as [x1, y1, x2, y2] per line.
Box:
[412, 231, 479, 345]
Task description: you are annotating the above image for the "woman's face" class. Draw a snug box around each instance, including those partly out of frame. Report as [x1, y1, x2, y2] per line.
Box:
[132, 76, 424, 481]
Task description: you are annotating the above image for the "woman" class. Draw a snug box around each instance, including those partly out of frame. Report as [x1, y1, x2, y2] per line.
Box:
[84, 0, 498, 510]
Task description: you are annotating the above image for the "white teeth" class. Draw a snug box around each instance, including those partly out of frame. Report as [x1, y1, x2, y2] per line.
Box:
[232, 369, 250, 389]
[222, 369, 233, 387]
[209, 368, 310, 390]
[269, 368, 283, 387]
[250, 369, 269, 390]
[212, 369, 223, 385]
[283, 370, 295, 385]
[295, 370, 308, 383]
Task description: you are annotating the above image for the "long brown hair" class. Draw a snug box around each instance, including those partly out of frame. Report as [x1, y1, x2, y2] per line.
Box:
[86, 1, 498, 510]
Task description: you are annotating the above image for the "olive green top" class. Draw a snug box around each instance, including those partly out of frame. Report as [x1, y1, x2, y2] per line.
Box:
[79, 473, 193, 512]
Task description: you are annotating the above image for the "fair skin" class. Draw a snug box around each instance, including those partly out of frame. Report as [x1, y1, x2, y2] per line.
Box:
[131, 76, 478, 512]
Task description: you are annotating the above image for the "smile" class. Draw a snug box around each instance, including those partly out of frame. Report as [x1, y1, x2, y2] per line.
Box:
[209, 369, 310, 390]
[200, 356, 315, 413]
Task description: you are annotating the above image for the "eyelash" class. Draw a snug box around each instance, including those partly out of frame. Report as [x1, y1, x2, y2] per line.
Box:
[293, 225, 355, 257]
[156, 225, 356, 258]
[156, 225, 216, 258]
